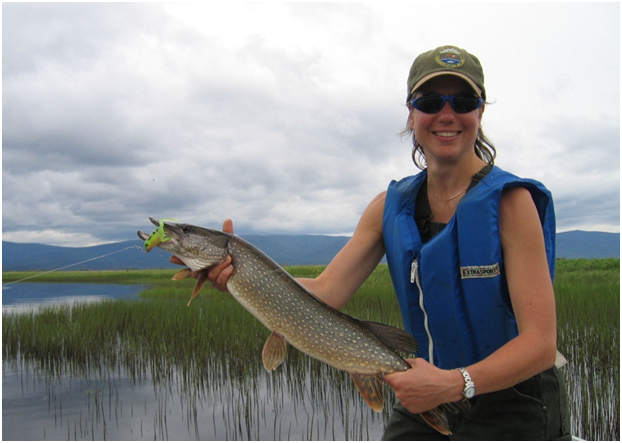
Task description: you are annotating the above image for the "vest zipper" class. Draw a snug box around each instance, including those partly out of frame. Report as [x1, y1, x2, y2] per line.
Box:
[411, 258, 434, 365]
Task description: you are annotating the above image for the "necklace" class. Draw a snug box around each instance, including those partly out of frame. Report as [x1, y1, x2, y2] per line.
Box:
[428, 188, 466, 202]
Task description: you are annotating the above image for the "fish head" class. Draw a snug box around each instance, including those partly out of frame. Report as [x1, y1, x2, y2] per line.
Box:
[137, 217, 231, 269]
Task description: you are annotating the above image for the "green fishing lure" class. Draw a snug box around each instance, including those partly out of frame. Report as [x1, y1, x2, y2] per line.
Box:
[144, 219, 175, 251]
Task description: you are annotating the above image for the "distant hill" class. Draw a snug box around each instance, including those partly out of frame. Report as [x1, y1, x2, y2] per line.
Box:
[1, 235, 351, 271]
[555, 230, 619, 259]
[2, 230, 618, 271]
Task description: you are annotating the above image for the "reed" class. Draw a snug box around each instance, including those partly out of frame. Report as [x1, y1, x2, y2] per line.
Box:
[2, 260, 619, 440]
[555, 258, 619, 440]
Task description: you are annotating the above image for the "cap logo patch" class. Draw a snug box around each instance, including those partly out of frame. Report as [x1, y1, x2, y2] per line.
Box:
[435, 46, 465, 68]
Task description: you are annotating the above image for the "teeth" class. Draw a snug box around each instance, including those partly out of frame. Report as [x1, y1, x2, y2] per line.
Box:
[436, 132, 458, 137]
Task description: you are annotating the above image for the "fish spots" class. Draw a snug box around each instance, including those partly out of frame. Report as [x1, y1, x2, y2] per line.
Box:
[223, 238, 408, 374]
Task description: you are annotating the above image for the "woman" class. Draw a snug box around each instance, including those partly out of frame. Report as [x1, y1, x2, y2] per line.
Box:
[183, 45, 570, 440]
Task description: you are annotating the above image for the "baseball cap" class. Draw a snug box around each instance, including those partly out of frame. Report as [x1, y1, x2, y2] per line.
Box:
[407, 45, 485, 100]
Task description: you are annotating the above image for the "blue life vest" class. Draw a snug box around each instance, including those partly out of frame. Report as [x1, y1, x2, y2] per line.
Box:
[382, 165, 556, 369]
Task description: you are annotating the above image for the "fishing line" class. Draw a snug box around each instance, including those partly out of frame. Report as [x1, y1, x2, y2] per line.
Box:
[2, 245, 144, 289]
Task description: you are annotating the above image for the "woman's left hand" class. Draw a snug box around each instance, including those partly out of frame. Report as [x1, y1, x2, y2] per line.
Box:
[384, 358, 463, 413]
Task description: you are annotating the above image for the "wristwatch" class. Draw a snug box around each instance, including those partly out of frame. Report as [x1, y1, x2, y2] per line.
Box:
[458, 367, 476, 399]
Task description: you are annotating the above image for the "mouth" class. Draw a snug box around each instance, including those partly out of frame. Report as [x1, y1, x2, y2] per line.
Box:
[432, 130, 461, 138]
[138, 217, 182, 252]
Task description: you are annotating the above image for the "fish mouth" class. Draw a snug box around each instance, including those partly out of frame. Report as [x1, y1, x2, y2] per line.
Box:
[137, 217, 183, 252]
[137, 230, 150, 241]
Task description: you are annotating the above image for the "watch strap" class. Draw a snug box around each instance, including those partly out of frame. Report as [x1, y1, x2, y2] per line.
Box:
[458, 367, 475, 399]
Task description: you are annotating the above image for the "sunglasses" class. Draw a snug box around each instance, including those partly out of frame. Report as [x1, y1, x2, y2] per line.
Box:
[410, 94, 484, 114]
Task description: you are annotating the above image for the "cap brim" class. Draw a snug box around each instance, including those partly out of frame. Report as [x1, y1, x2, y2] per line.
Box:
[410, 71, 482, 97]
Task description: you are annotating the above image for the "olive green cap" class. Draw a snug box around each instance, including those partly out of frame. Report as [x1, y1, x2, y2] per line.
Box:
[407, 45, 485, 100]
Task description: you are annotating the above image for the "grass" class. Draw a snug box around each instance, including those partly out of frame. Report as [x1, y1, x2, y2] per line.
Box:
[3, 269, 176, 285]
[554, 258, 619, 440]
[2, 259, 619, 440]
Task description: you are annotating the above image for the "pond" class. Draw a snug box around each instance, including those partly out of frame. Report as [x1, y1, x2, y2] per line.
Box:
[2, 271, 618, 440]
[2, 282, 390, 440]
[2, 282, 143, 314]
[3, 353, 388, 440]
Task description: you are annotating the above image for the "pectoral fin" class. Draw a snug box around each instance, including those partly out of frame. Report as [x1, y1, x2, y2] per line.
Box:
[349, 373, 385, 412]
[262, 331, 287, 371]
[186, 271, 209, 307]
[172, 268, 193, 280]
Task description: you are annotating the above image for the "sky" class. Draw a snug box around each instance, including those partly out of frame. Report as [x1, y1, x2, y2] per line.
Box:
[2, 1, 620, 247]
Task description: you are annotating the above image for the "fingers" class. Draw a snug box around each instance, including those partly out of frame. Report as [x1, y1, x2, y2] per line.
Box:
[384, 358, 423, 388]
[207, 255, 233, 292]
[223, 218, 234, 233]
[170, 255, 185, 266]
[209, 219, 234, 291]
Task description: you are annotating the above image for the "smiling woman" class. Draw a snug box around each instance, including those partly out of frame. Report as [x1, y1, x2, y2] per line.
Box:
[378, 45, 568, 440]
[408, 77, 485, 175]
[402, 46, 495, 172]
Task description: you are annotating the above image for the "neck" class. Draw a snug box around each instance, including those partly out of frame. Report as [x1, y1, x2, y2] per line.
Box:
[426, 155, 486, 200]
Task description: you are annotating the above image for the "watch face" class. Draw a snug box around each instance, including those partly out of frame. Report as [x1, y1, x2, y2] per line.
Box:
[465, 386, 475, 398]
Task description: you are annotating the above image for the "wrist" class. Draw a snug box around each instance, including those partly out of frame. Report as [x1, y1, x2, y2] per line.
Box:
[457, 367, 476, 399]
[446, 369, 466, 402]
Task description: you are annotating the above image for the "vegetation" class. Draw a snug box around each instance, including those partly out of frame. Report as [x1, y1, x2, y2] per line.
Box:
[554, 259, 619, 440]
[3, 269, 174, 285]
[2, 259, 619, 440]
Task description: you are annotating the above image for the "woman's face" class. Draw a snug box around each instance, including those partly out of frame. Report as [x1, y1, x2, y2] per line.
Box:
[409, 75, 484, 167]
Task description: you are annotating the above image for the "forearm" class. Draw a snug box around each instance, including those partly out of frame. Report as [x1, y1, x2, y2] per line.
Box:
[466, 330, 557, 396]
[385, 329, 558, 414]
[296, 277, 344, 308]
[295, 243, 382, 310]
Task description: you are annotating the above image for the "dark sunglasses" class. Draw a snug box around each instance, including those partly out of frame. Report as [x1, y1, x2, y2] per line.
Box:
[410, 94, 484, 114]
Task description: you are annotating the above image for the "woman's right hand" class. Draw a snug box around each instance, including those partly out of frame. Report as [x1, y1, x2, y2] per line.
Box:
[170, 219, 235, 292]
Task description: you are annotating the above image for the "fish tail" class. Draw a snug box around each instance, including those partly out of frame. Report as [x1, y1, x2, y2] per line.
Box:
[419, 407, 452, 436]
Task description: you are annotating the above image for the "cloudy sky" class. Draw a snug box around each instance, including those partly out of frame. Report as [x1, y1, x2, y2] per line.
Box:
[3, 2, 620, 247]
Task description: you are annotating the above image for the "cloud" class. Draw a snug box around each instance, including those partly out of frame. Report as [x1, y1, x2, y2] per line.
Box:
[2, 2, 619, 247]
[2, 229, 104, 247]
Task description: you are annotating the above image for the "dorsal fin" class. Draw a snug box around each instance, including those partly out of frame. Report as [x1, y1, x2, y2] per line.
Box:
[361, 320, 417, 354]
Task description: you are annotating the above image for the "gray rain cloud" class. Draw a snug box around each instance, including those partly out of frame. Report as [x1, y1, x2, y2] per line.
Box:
[3, 2, 619, 246]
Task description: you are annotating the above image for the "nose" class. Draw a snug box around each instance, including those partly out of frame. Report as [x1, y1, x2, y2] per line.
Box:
[436, 101, 456, 121]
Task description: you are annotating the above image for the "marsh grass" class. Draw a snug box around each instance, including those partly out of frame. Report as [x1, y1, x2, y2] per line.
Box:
[3, 269, 174, 285]
[2, 260, 619, 440]
[554, 259, 619, 440]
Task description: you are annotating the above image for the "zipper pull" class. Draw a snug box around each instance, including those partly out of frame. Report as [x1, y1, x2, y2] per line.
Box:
[410, 259, 418, 284]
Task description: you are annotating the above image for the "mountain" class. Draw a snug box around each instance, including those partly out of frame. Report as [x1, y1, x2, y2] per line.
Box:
[1, 235, 351, 271]
[2, 231, 618, 271]
[555, 230, 619, 259]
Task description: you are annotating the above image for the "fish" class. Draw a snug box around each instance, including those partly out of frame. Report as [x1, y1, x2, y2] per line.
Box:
[137, 217, 465, 435]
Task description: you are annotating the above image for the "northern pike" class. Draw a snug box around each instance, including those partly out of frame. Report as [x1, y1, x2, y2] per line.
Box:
[138, 217, 464, 435]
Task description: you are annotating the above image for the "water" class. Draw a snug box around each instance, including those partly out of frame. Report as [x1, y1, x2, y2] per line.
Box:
[1, 282, 389, 440]
[2, 281, 617, 440]
[3, 357, 388, 440]
[2, 282, 143, 314]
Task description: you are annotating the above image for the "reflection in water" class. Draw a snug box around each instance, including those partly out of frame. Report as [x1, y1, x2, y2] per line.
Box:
[2, 283, 393, 440]
[2, 283, 143, 314]
[3, 354, 390, 440]
[5, 280, 616, 440]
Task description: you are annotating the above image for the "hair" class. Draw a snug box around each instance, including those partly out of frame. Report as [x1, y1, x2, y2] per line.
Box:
[401, 104, 497, 170]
